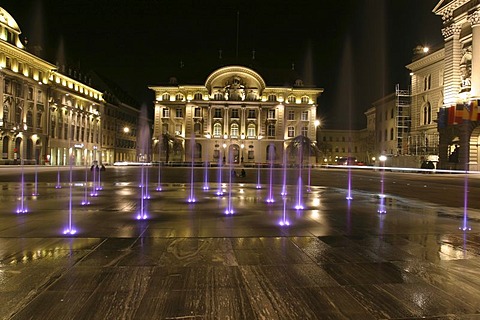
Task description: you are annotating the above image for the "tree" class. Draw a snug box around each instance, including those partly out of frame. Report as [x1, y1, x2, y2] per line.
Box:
[158, 132, 183, 163]
[286, 135, 320, 165]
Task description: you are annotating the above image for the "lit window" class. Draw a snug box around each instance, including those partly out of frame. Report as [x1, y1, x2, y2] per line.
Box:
[268, 109, 275, 119]
[213, 123, 222, 136]
[175, 124, 182, 135]
[162, 108, 169, 118]
[268, 94, 277, 102]
[247, 124, 256, 137]
[230, 123, 239, 137]
[301, 111, 308, 121]
[288, 126, 295, 137]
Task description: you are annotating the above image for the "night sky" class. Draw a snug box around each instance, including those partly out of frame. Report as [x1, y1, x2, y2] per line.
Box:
[3, 0, 442, 129]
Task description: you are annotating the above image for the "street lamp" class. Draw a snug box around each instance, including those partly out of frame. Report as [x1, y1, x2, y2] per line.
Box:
[123, 127, 130, 134]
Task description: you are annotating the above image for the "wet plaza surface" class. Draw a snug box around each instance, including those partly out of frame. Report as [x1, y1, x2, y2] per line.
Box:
[1, 167, 480, 319]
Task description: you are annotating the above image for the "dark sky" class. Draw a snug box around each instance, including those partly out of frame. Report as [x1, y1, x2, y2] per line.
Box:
[3, 0, 442, 129]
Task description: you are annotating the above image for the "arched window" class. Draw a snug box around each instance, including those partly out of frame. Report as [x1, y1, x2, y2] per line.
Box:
[266, 144, 276, 161]
[213, 123, 222, 136]
[230, 123, 239, 137]
[175, 93, 184, 101]
[3, 105, 9, 123]
[301, 96, 309, 104]
[213, 93, 224, 100]
[268, 94, 277, 102]
[287, 96, 296, 103]
[26, 110, 33, 127]
[194, 93, 203, 100]
[162, 93, 170, 101]
[247, 123, 256, 137]
[15, 107, 22, 124]
[194, 143, 202, 159]
[194, 122, 201, 134]
[423, 102, 432, 125]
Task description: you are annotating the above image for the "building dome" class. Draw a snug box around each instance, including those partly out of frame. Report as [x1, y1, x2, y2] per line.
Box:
[0, 7, 21, 34]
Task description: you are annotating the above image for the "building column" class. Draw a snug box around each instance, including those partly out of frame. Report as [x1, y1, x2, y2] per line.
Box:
[470, 11, 480, 99]
[442, 24, 462, 106]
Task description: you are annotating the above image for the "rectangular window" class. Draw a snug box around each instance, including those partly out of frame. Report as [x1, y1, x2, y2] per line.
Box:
[248, 150, 254, 160]
[4, 79, 11, 94]
[213, 149, 220, 159]
[247, 125, 256, 137]
[231, 109, 239, 118]
[214, 108, 222, 118]
[288, 126, 295, 137]
[175, 124, 182, 135]
[267, 124, 275, 137]
[301, 126, 308, 136]
[194, 107, 201, 117]
[175, 108, 183, 118]
[268, 109, 275, 119]
[288, 110, 295, 120]
[162, 108, 169, 118]
[301, 111, 308, 121]
[248, 109, 256, 118]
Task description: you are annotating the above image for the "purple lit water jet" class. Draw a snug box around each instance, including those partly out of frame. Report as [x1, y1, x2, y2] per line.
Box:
[279, 196, 290, 226]
[81, 161, 90, 205]
[55, 164, 62, 189]
[225, 147, 234, 214]
[216, 147, 225, 196]
[63, 152, 76, 235]
[346, 167, 353, 200]
[16, 152, 27, 214]
[281, 148, 288, 196]
[460, 170, 472, 231]
[256, 162, 262, 189]
[187, 134, 196, 203]
[266, 144, 275, 203]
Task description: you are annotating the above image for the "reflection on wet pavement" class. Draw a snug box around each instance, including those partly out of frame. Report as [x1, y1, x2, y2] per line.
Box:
[0, 182, 479, 319]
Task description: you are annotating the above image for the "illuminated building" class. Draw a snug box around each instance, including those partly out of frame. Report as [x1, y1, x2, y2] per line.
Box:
[0, 6, 139, 166]
[149, 65, 323, 165]
[432, 0, 480, 170]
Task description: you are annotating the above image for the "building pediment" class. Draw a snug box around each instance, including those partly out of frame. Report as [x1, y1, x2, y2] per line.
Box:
[205, 66, 266, 100]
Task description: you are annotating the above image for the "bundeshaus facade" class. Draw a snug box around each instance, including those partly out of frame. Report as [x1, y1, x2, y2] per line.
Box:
[149, 66, 323, 165]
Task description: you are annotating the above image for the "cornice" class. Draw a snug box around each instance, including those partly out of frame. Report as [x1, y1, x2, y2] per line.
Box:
[0, 41, 56, 71]
[433, 0, 470, 22]
[406, 48, 445, 71]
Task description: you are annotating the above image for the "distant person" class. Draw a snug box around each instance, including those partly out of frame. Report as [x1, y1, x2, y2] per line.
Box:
[101, 164, 106, 171]
[240, 168, 246, 178]
[231, 169, 237, 177]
